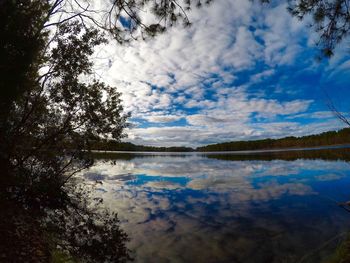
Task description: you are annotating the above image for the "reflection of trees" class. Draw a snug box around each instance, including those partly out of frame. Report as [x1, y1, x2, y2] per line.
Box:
[206, 148, 350, 162]
[1, 184, 132, 263]
[91, 151, 193, 160]
[44, 184, 132, 263]
[90, 148, 350, 163]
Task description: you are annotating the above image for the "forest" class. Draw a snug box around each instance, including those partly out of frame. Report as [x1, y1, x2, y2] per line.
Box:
[197, 128, 350, 152]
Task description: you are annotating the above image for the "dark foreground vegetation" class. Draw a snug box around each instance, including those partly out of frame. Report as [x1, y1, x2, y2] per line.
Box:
[197, 128, 350, 152]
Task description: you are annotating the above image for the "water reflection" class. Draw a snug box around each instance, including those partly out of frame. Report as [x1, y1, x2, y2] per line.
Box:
[84, 150, 350, 263]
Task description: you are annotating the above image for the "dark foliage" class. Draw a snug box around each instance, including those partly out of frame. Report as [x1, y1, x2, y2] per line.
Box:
[44, 183, 132, 263]
[288, 0, 350, 57]
[0, 0, 49, 114]
[0, 1, 130, 261]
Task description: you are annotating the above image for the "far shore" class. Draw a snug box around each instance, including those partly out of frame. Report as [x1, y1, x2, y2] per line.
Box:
[91, 143, 350, 154]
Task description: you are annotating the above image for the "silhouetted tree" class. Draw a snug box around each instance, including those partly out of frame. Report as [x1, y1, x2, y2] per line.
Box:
[289, 0, 350, 57]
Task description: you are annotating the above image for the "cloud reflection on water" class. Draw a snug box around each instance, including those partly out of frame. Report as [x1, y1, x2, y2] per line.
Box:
[83, 155, 350, 263]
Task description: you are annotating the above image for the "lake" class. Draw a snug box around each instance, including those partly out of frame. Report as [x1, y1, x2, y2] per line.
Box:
[83, 148, 350, 263]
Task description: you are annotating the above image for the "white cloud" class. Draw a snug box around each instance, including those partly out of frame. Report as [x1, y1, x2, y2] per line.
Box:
[144, 114, 183, 123]
[286, 111, 335, 119]
[89, 0, 347, 146]
[249, 69, 275, 84]
[126, 117, 347, 147]
[96, 0, 305, 108]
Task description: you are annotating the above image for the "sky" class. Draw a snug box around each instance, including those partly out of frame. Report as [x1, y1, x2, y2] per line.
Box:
[93, 0, 350, 147]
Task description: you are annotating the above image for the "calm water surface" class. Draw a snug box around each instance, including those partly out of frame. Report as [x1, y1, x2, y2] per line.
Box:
[84, 149, 350, 263]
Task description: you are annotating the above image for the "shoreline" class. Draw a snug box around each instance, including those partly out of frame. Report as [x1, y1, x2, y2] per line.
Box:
[91, 144, 350, 155]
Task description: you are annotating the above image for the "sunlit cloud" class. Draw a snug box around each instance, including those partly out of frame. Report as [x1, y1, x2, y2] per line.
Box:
[92, 0, 350, 146]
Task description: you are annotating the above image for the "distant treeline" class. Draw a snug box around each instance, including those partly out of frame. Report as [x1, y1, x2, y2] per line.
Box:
[90, 128, 350, 152]
[91, 140, 194, 152]
[197, 128, 350, 152]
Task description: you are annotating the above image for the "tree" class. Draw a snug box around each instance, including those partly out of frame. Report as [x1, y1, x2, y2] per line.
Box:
[0, 0, 207, 261]
[262, 0, 350, 57]
[0, 2, 130, 261]
[261, 0, 350, 57]
[288, 0, 350, 57]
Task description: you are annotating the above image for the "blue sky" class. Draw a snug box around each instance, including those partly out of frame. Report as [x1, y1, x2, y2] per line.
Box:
[95, 0, 350, 147]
